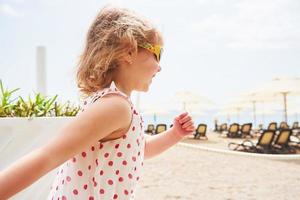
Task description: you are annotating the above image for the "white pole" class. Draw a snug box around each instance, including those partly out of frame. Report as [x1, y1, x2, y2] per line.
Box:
[252, 101, 257, 127]
[36, 46, 47, 95]
[283, 92, 288, 123]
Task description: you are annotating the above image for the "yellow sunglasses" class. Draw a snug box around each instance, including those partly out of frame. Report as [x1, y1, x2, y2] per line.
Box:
[138, 43, 163, 61]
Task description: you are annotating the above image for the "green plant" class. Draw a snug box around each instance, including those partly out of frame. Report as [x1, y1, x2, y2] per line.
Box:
[54, 101, 80, 117]
[0, 80, 20, 117]
[13, 93, 58, 117]
[0, 80, 80, 117]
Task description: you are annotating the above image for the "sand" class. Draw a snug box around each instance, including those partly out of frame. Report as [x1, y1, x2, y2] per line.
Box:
[135, 132, 300, 200]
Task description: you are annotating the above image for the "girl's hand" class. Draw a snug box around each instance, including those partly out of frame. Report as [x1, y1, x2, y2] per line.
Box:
[172, 112, 196, 138]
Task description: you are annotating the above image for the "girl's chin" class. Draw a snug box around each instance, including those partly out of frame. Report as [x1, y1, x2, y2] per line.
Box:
[136, 83, 150, 92]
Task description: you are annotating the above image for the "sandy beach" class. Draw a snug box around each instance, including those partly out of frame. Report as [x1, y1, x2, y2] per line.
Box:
[135, 133, 300, 200]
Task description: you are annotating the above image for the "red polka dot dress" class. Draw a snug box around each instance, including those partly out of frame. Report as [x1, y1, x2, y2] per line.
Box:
[47, 82, 145, 200]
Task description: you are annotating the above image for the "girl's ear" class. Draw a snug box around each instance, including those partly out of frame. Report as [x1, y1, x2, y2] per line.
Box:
[124, 52, 133, 65]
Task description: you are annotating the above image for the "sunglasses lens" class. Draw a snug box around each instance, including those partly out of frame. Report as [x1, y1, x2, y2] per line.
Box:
[156, 53, 160, 61]
[159, 48, 163, 61]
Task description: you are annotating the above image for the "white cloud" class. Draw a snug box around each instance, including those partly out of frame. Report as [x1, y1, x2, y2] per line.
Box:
[0, 4, 19, 17]
[188, 0, 300, 48]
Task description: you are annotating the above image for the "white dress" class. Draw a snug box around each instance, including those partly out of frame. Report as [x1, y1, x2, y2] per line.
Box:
[47, 82, 145, 200]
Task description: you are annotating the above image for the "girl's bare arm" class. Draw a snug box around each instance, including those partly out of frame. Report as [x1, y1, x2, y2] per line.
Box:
[0, 96, 131, 199]
[144, 112, 195, 159]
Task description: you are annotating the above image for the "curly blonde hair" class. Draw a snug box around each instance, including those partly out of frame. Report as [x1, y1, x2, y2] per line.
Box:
[76, 6, 163, 97]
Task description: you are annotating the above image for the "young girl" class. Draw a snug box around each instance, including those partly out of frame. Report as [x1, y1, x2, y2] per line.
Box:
[0, 6, 195, 200]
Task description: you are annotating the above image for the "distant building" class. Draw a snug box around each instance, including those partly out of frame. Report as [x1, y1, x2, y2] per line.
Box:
[36, 46, 47, 95]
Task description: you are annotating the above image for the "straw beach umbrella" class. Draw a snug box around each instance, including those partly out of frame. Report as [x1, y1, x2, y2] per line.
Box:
[216, 104, 250, 124]
[231, 92, 281, 126]
[286, 103, 300, 122]
[183, 103, 210, 117]
[214, 109, 235, 124]
[255, 108, 278, 126]
[250, 77, 300, 123]
[172, 90, 215, 112]
[140, 103, 171, 125]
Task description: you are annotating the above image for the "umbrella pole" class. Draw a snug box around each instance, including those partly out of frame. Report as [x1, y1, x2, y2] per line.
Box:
[252, 101, 257, 127]
[283, 92, 288, 123]
[237, 108, 241, 124]
[183, 102, 186, 111]
[227, 114, 230, 124]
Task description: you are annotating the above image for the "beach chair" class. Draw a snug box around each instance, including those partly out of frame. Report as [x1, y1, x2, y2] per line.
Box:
[220, 123, 227, 133]
[216, 125, 221, 132]
[292, 122, 300, 135]
[292, 121, 299, 129]
[279, 122, 289, 130]
[155, 124, 167, 134]
[194, 124, 208, 140]
[267, 122, 277, 131]
[255, 123, 264, 135]
[289, 134, 300, 149]
[214, 122, 218, 132]
[272, 129, 296, 154]
[144, 124, 155, 135]
[225, 123, 241, 138]
[216, 123, 226, 133]
[240, 123, 253, 138]
[228, 130, 276, 154]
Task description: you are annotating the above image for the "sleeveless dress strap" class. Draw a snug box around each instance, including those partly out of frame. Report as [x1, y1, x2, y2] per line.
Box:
[90, 81, 133, 109]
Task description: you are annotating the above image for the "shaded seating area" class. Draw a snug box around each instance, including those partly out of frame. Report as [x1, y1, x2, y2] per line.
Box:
[290, 122, 300, 148]
[145, 123, 208, 138]
[267, 122, 277, 131]
[279, 122, 289, 130]
[228, 129, 297, 154]
[144, 124, 155, 135]
[144, 124, 167, 135]
[263, 121, 299, 135]
[218, 122, 254, 138]
[240, 123, 253, 138]
[292, 121, 300, 135]
[222, 123, 241, 138]
[292, 121, 299, 130]
[272, 129, 296, 154]
[216, 123, 227, 133]
[155, 124, 167, 134]
[194, 124, 208, 140]
[228, 130, 276, 154]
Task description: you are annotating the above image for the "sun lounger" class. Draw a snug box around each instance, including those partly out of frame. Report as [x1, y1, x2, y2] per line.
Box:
[194, 124, 208, 140]
[228, 130, 276, 154]
[145, 124, 155, 135]
[267, 122, 277, 131]
[155, 124, 167, 134]
[220, 123, 227, 133]
[292, 121, 300, 135]
[272, 129, 296, 154]
[240, 123, 253, 138]
[224, 123, 241, 138]
[279, 121, 289, 130]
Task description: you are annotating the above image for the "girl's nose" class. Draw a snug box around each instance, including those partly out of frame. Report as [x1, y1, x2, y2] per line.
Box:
[157, 65, 161, 72]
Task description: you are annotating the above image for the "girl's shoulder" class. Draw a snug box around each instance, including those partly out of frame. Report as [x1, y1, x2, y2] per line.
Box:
[78, 82, 136, 142]
[78, 82, 135, 127]
[81, 81, 133, 109]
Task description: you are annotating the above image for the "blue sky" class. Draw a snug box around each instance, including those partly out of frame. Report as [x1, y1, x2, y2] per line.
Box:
[1, 0, 300, 123]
